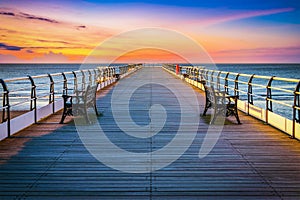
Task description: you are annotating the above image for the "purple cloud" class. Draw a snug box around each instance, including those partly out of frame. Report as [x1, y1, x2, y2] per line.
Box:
[0, 9, 59, 24]
[20, 12, 59, 23]
[0, 11, 15, 16]
[76, 25, 86, 30]
[0, 43, 23, 51]
[36, 39, 71, 45]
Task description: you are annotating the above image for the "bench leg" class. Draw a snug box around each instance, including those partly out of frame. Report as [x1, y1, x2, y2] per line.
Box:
[234, 107, 241, 124]
[60, 107, 68, 124]
[94, 103, 99, 116]
[210, 107, 218, 124]
[202, 101, 210, 116]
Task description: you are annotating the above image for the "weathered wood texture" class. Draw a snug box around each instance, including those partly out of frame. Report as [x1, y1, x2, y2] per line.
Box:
[0, 67, 300, 199]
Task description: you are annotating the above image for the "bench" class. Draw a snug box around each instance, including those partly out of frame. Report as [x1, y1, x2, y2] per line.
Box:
[59, 83, 99, 124]
[202, 85, 241, 124]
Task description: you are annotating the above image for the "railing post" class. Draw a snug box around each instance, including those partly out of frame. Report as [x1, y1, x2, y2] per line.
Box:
[108, 67, 112, 83]
[112, 67, 116, 80]
[192, 67, 195, 79]
[200, 68, 204, 82]
[106, 67, 109, 85]
[62, 72, 68, 96]
[48, 74, 55, 113]
[196, 67, 199, 81]
[266, 76, 275, 124]
[216, 71, 221, 90]
[210, 70, 215, 87]
[93, 69, 98, 85]
[28, 76, 37, 123]
[224, 72, 230, 94]
[80, 70, 86, 90]
[107, 68, 110, 83]
[103, 68, 106, 86]
[0, 79, 10, 137]
[247, 74, 255, 115]
[98, 68, 103, 88]
[234, 73, 240, 97]
[292, 81, 300, 139]
[88, 70, 92, 86]
[72, 71, 78, 93]
[205, 70, 209, 84]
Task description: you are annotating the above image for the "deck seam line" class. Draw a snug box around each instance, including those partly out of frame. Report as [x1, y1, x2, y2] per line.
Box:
[149, 68, 153, 200]
[227, 138, 283, 199]
[18, 137, 77, 199]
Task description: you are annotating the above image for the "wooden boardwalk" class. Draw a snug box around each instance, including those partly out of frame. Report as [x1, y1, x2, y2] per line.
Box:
[0, 67, 300, 199]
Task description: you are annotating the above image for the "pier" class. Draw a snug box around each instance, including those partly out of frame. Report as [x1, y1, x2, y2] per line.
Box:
[1, 66, 300, 199]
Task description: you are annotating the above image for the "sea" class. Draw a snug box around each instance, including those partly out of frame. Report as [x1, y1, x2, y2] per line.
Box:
[0, 63, 299, 120]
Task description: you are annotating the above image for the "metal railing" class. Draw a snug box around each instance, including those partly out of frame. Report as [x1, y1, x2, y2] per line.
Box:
[163, 64, 300, 139]
[0, 64, 141, 138]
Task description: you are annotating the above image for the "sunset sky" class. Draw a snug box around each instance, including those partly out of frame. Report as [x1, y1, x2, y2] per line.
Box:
[0, 0, 300, 63]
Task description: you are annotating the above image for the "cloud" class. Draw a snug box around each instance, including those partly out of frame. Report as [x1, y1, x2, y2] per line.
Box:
[36, 39, 72, 45]
[0, 8, 59, 24]
[0, 27, 18, 34]
[76, 25, 86, 30]
[26, 49, 34, 53]
[0, 11, 15, 16]
[0, 43, 23, 51]
[19, 12, 59, 23]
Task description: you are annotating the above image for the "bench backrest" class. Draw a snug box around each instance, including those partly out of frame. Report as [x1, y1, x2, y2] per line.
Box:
[204, 85, 216, 105]
[204, 85, 228, 106]
[84, 84, 98, 105]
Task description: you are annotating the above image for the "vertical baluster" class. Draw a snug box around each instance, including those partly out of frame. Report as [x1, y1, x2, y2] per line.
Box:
[217, 71, 221, 90]
[48, 74, 55, 113]
[224, 72, 229, 94]
[266, 76, 275, 124]
[210, 70, 215, 87]
[247, 74, 255, 115]
[72, 71, 78, 94]
[234, 74, 240, 97]
[0, 79, 10, 137]
[88, 70, 92, 86]
[292, 81, 300, 138]
[28, 76, 37, 123]
[62, 73, 68, 96]
[80, 70, 86, 91]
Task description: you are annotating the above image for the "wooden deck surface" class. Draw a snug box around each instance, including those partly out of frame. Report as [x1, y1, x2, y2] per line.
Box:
[0, 67, 300, 199]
